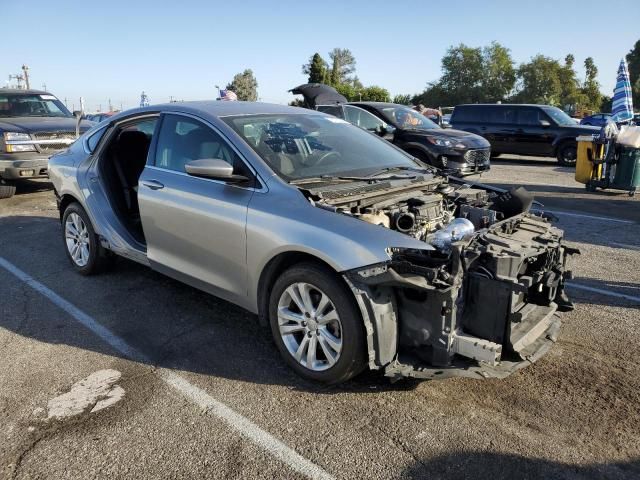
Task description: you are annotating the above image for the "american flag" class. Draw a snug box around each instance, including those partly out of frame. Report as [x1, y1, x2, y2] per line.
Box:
[218, 89, 238, 101]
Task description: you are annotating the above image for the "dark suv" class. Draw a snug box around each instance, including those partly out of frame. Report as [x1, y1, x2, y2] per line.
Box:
[449, 104, 600, 166]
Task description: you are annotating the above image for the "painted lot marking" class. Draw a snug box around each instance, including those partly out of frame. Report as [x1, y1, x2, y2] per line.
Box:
[566, 282, 640, 304]
[542, 210, 635, 224]
[610, 241, 640, 252]
[0, 256, 334, 480]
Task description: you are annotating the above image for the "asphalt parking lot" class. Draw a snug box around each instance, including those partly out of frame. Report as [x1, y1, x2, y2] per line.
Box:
[1, 156, 639, 480]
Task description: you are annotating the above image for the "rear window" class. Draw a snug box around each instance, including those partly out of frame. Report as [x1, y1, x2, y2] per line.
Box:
[451, 106, 488, 123]
[316, 105, 344, 119]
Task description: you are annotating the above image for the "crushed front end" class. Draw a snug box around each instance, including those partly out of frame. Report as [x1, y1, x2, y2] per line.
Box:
[299, 173, 577, 380]
[347, 214, 576, 380]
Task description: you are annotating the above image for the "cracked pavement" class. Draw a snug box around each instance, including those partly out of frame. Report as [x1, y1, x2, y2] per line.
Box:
[1, 157, 639, 479]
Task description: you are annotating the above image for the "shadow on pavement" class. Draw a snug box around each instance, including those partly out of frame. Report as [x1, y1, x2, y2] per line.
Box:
[401, 451, 640, 480]
[0, 214, 421, 395]
[13, 179, 53, 195]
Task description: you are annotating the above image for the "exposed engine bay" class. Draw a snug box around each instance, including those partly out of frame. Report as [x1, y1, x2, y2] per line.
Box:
[299, 173, 577, 380]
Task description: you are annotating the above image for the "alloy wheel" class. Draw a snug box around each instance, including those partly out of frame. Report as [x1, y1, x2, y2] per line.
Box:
[65, 212, 91, 267]
[277, 282, 343, 372]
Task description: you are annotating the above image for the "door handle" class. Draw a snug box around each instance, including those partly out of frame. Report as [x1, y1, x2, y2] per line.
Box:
[142, 180, 164, 190]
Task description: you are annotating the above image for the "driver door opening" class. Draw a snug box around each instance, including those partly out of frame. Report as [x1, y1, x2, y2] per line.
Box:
[99, 117, 158, 244]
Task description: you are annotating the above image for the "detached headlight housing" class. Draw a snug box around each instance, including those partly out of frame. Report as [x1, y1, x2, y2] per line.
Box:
[3, 132, 36, 152]
[425, 136, 453, 147]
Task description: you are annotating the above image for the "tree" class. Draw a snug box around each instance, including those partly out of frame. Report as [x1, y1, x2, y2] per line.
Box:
[438, 44, 484, 104]
[328, 48, 356, 85]
[226, 69, 258, 101]
[557, 54, 585, 113]
[392, 94, 412, 105]
[582, 57, 602, 111]
[360, 86, 390, 102]
[626, 40, 640, 108]
[412, 42, 515, 106]
[513, 55, 563, 105]
[302, 53, 328, 84]
[334, 83, 358, 101]
[481, 42, 516, 102]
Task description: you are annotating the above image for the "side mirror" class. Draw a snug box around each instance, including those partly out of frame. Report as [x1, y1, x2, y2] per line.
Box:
[539, 120, 551, 127]
[185, 158, 249, 183]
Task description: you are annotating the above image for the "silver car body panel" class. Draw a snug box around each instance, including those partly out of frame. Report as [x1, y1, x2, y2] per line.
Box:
[49, 101, 574, 380]
[50, 102, 430, 312]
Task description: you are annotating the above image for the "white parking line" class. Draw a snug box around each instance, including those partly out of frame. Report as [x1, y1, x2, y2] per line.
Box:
[566, 282, 640, 304]
[0, 256, 334, 480]
[543, 210, 635, 224]
[610, 242, 640, 252]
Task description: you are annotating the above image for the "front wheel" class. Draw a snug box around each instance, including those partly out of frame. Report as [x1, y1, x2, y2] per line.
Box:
[61, 203, 113, 275]
[268, 263, 366, 384]
[557, 143, 577, 167]
[0, 179, 16, 199]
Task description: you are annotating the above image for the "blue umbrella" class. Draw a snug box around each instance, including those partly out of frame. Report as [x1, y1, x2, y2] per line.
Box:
[611, 59, 633, 122]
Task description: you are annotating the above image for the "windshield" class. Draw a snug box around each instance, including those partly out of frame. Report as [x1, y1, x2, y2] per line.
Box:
[542, 106, 575, 126]
[379, 105, 440, 130]
[223, 114, 422, 180]
[0, 93, 72, 118]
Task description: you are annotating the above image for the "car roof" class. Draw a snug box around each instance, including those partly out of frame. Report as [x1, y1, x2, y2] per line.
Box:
[0, 88, 51, 95]
[117, 101, 309, 120]
[349, 102, 403, 108]
[455, 104, 559, 108]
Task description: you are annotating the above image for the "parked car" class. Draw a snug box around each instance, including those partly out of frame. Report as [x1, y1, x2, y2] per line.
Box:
[315, 103, 396, 141]
[0, 89, 94, 198]
[290, 84, 491, 176]
[351, 102, 491, 175]
[580, 113, 611, 127]
[450, 104, 600, 166]
[49, 101, 575, 384]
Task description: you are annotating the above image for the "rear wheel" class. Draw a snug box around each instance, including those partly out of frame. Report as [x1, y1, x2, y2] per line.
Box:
[268, 263, 366, 384]
[0, 179, 16, 199]
[62, 203, 113, 275]
[557, 142, 577, 167]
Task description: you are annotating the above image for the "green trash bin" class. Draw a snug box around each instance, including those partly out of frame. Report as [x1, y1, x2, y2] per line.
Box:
[610, 146, 640, 196]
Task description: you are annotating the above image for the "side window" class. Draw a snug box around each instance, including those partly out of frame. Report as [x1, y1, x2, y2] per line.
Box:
[454, 107, 487, 123]
[154, 114, 243, 174]
[87, 126, 107, 153]
[487, 107, 517, 124]
[517, 109, 543, 126]
[344, 106, 384, 131]
[317, 105, 344, 119]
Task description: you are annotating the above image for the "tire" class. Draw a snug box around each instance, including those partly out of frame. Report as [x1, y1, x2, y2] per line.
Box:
[0, 179, 16, 199]
[268, 263, 366, 384]
[556, 142, 577, 167]
[61, 203, 113, 275]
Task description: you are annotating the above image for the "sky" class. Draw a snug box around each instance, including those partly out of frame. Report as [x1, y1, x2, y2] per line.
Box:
[3, 0, 639, 112]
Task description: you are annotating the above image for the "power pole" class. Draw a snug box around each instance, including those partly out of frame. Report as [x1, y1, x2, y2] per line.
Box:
[21, 65, 30, 90]
[8, 74, 24, 89]
[42, 83, 47, 91]
[108, 98, 113, 112]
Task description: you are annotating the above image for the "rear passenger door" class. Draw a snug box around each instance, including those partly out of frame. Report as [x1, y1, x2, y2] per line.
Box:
[514, 108, 555, 155]
[486, 106, 518, 153]
[137, 113, 258, 304]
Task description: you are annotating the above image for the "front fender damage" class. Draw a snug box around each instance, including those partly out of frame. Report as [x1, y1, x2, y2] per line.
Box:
[344, 214, 577, 380]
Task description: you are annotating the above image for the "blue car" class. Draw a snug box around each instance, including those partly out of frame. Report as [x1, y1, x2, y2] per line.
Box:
[580, 113, 611, 126]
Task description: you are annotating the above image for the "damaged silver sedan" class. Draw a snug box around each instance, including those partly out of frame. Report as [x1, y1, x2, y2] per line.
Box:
[49, 102, 575, 384]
